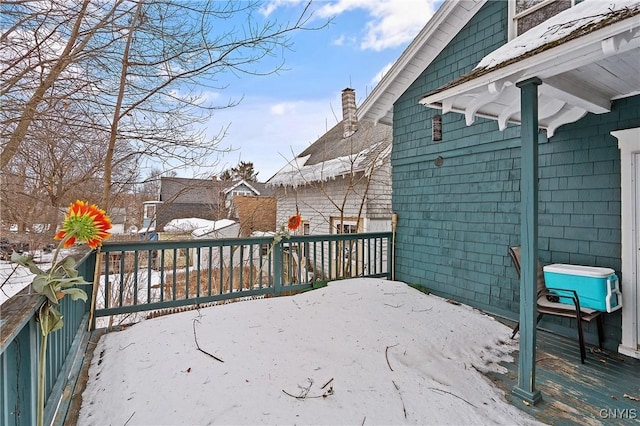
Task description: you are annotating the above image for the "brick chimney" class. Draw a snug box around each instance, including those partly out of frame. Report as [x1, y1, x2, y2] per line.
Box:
[341, 88, 358, 138]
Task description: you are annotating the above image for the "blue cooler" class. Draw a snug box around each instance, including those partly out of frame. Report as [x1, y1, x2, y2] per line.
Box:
[543, 264, 622, 313]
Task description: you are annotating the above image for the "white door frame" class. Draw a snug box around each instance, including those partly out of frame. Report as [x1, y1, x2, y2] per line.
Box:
[614, 128, 640, 359]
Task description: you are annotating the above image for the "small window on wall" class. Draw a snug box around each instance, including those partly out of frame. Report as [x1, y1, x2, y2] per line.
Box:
[508, 0, 575, 40]
[432, 115, 442, 142]
[144, 204, 156, 219]
[330, 217, 361, 234]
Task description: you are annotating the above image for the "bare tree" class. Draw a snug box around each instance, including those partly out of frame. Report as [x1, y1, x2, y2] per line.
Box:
[270, 120, 393, 278]
[1, 0, 324, 212]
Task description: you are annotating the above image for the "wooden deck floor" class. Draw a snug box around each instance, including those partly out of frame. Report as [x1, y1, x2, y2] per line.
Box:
[485, 321, 640, 426]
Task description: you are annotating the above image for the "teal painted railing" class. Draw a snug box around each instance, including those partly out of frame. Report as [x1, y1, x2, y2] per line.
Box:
[0, 232, 391, 425]
[93, 232, 391, 325]
[0, 250, 95, 426]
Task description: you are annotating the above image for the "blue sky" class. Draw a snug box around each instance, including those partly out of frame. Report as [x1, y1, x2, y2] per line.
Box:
[183, 0, 443, 181]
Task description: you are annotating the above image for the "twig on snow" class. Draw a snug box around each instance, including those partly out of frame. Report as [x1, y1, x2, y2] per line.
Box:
[385, 344, 398, 371]
[282, 377, 334, 399]
[192, 318, 223, 363]
[428, 387, 477, 408]
[361, 416, 366, 425]
[392, 380, 407, 418]
[282, 389, 330, 399]
[321, 377, 334, 389]
[123, 412, 135, 426]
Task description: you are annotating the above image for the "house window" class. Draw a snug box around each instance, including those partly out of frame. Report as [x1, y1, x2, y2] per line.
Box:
[330, 217, 361, 234]
[508, 0, 576, 40]
[144, 204, 156, 219]
[432, 115, 442, 142]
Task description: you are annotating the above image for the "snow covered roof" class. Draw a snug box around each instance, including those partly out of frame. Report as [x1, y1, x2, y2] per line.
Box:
[268, 120, 392, 188]
[164, 218, 236, 236]
[420, 0, 640, 137]
[191, 219, 237, 238]
[137, 226, 155, 234]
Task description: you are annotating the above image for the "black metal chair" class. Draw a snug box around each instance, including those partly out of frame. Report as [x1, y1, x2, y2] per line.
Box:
[509, 246, 603, 364]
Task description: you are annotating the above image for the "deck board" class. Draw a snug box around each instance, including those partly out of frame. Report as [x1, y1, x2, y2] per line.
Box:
[486, 320, 640, 426]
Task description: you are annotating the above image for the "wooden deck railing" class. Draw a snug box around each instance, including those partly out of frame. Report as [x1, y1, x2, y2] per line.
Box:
[93, 232, 391, 325]
[0, 250, 95, 426]
[0, 232, 391, 425]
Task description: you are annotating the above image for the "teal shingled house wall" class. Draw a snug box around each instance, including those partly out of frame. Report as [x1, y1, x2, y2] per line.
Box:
[391, 0, 640, 349]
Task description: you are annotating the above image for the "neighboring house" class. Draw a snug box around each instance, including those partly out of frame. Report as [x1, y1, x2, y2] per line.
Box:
[140, 177, 274, 235]
[268, 88, 393, 236]
[361, 0, 639, 370]
[107, 207, 127, 235]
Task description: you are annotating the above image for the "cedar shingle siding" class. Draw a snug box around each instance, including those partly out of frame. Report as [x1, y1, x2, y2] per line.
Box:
[391, 1, 640, 350]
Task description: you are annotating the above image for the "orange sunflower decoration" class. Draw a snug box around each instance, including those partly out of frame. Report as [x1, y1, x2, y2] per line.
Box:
[287, 213, 302, 231]
[54, 200, 112, 249]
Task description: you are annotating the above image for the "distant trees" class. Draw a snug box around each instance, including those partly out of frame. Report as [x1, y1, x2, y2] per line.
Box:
[219, 161, 259, 182]
[0, 0, 322, 231]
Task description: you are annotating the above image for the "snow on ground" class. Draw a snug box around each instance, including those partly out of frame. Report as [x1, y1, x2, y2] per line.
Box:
[0, 260, 37, 303]
[77, 278, 543, 426]
[0, 250, 58, 304]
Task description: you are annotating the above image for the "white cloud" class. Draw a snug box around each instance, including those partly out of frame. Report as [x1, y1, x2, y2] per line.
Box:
[259, 0, 306, 17]
[270, 101, 299, 116]
[331, 34, 346, 46]
[360, 1, 437, 51]
[261, 1, 437, 52]
[313, 0, 438, 51]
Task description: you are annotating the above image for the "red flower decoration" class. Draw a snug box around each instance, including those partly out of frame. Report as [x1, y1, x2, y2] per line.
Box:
[287, 214, 302, 231]
[54, 200, 112, 249]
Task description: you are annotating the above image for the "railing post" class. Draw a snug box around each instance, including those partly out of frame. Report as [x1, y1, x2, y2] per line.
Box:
[80, 250, 97, 314]
[274, 240, 283, 296]
[387, 236, 393, 280]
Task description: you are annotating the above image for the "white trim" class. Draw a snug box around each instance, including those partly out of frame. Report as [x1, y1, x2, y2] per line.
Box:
[223, 179, 260, 196]
[614, 127, 640, 359]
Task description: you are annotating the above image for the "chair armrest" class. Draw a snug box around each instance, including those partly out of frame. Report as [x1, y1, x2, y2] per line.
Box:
[542, 287, 582, 312]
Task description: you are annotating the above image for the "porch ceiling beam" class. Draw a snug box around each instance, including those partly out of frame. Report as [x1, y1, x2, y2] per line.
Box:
[542, 78, 611, 114]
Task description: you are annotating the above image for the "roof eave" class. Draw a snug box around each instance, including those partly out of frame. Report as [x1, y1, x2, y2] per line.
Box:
[420, 15, 640, 136]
